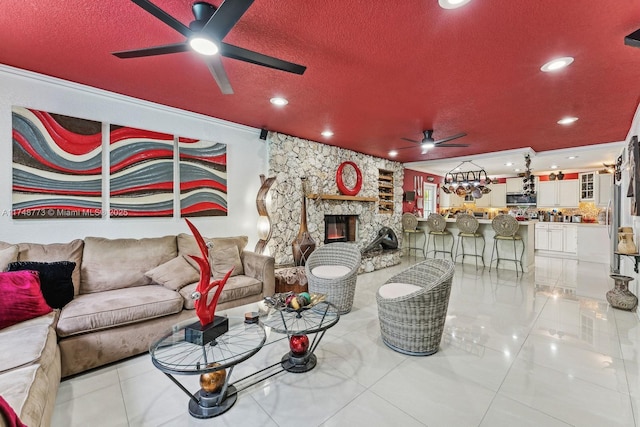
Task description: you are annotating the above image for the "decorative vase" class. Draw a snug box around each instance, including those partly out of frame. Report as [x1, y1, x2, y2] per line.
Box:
[292, 178, 316, 266]
[606, 274, 638, 311]
[617, 227, 637, 254]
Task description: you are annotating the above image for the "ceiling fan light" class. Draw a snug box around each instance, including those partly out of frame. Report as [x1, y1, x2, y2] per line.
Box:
[439, 0, 471, 9]
[540, 57, 574, 72]
[189, 37, 219, 55]
[422, 141, 436, 150]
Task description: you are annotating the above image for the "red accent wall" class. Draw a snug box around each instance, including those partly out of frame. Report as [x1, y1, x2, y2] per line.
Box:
[403, 169, 443, 214]
[537, 172, 579, 181]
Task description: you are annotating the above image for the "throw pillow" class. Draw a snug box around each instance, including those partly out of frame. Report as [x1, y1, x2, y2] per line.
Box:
[0, 245, 18, 271]
[145, 255, 200, 290]
[209, 245, 243, 279]
[0, 270, 52, 330]
[8, 261, 75, 309]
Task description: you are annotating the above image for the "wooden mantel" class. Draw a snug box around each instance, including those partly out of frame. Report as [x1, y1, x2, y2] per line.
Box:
[306, 193, 377, 202]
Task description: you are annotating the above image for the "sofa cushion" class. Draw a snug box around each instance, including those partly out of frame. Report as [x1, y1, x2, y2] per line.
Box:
[80, 236, 177, 294]
[0, 271, 53, 330]
[144, 255, 200, 291]
[57, 285, 184, 337]
[16, 239, 83, 295]
[8, 261, 75, 309]
[0, 364, 50, 427]
[0, 245, 18, 271]
[179, 275, 262, 310]
[0, 324, 58, 374]
[210, 245, 243, 278]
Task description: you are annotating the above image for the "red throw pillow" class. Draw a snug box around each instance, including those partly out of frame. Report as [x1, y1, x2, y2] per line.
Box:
[0, 270, 52, 330]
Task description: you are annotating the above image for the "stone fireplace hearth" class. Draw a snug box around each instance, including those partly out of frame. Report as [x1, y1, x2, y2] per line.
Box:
[266, 132, 404, 272]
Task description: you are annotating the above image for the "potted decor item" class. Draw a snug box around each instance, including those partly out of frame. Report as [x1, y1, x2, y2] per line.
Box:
[618, 227, 637, 254]
[292, 177, 316, 266]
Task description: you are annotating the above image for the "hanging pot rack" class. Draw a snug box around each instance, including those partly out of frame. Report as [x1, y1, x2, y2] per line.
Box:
[442, 161, 491, 198]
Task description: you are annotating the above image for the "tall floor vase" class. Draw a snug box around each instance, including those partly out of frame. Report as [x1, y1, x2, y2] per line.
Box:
[606, 274, 638, 311]
[292, 177, 315, 266]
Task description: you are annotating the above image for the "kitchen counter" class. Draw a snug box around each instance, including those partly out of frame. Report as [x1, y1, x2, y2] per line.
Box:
[416, 216, 534, 273]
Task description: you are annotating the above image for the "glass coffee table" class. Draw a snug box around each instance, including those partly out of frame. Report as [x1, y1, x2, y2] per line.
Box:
[150, 316, 266, 419]
[260, 301, 340, 373]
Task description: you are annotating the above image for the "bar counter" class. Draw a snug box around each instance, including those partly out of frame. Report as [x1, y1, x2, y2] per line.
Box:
[415, 217, 536, 273]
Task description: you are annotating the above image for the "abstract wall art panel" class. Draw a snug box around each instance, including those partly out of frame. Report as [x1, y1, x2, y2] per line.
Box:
[179, 137, 228, 217]
[109, 125, 174, 217]
[11, 106, 103, 219]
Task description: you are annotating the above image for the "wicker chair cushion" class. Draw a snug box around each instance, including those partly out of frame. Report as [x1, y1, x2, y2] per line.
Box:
[495, 234, 522, 240]
[378, 282, 421, 299]
[311, 265, 351, 279]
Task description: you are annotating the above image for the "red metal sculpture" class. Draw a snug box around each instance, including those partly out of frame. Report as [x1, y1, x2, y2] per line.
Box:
[185, 219, 233, 326]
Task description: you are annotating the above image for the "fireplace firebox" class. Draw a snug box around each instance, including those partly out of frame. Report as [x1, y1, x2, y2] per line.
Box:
[324, 215, 357, 244]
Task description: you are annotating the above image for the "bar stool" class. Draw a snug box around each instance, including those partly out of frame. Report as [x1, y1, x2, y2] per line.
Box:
[425, 213, 454, 260]
[402, 213, 426, 258]
[489, 214, 525, 276]
[454, 214, 485, 269]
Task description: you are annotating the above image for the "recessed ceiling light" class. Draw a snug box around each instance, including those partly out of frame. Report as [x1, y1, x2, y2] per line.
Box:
[438, 0, 471, 9]
[540, 57, 574, 72]
[504, 162, 513, 166]
[514, 168, 521, 172]
[567, 156, 578, 160]
[557, 117, 578, 125]
[321, 130, 334, 137]
[550, 165, 558, 169]
[189, 37, 219, 55]
[269, 97, 288, 106]
[388, 150, 398, 157]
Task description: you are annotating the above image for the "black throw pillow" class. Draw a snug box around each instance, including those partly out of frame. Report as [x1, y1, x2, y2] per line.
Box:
[7, 261, 75, 309]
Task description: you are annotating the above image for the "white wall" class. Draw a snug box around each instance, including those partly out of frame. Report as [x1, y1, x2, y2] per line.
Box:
[0, 65, 267, 246]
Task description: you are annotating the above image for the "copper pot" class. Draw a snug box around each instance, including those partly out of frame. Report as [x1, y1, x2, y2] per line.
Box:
[455, 186, 467, 196]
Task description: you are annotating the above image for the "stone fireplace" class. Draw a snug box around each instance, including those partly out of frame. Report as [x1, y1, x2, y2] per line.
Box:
[324, 215, 358, 244]
[266, 132, 404, 272]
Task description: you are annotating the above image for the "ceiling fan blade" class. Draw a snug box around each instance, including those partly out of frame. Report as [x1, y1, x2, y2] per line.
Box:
[433, 132, 467, 144]
[434, 143, 470, 148]
[131, 0, 191, 37]
[202, 0, 255, 41]
[401, 137, 420, 143]
[220, 43, 306, 74]
[205, 56, 234, 94]
[112, 42, 189, 58]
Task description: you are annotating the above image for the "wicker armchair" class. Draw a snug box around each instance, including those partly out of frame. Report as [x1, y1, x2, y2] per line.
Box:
[376, 259, 455, 355]
[305, 242, 361, 314]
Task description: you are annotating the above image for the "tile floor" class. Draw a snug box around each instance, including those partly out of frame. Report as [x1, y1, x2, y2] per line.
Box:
[52, 256, 640, 427]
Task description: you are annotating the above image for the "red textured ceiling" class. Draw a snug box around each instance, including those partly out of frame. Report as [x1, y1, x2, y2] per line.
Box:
[1, 0, 640, 163]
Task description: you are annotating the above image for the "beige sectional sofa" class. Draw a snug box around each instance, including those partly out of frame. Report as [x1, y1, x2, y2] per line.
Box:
[0, 233, 274, 427]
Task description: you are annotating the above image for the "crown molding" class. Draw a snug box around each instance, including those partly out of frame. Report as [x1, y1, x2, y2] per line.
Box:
[0, 64, 258, 135]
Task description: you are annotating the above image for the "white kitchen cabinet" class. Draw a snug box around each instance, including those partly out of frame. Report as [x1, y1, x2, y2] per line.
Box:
[563, 224, 578, 254]
[473, 183, 506, 208]
[506, 178, 523, 193]
[537, 179, 579, 208]
[579, 172, 595, 201]
[597, 173, 613, 207]
[535, 222, 577, 254]
[439, 187, 464, 208]
[549, 224, 564, 251]
[535, 223, 549, 250]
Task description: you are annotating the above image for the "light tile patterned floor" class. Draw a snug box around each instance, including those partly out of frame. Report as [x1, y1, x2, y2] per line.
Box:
[52, 256, 640, 427]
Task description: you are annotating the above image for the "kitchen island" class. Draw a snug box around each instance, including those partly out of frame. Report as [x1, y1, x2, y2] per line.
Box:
[416, 217, 535, 273]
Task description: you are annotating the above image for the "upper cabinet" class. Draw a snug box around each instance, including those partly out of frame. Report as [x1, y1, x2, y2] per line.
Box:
[597, 173, 613, 207]
[506, 178, 523, 193]
[439, 187, 464, 208]
[579, 172, 595, 201]
[473, 183, 506, 208]
[537, 179, 579, 208]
